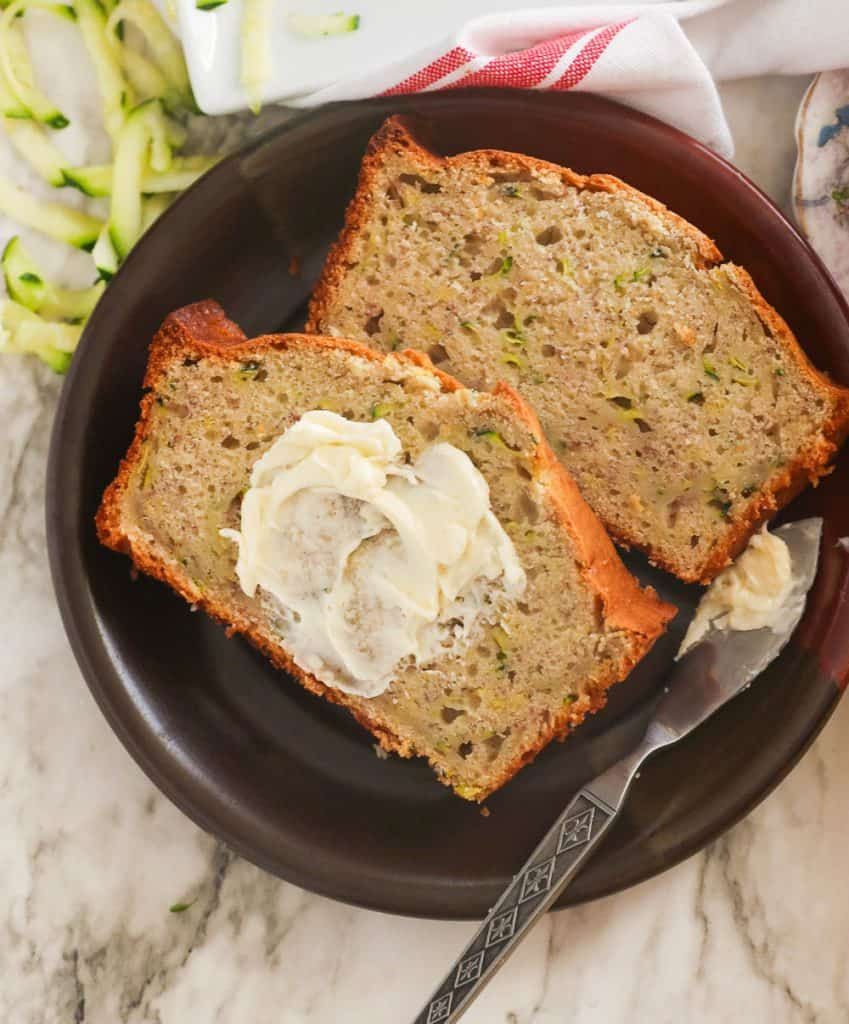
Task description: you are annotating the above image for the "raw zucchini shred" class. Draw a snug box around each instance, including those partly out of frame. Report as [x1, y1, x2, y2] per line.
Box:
[286, 12, 360, 36]
[0, 175, 102, 249]
[0, 7, 70, 127]
[3, 118, 67, 186]
[62, 164, 113, 197]
[241, 0, 271, 113]
[92, 224, 119, 281]
[120, 46, 171, 107]
[108, 98, 173, 259]
[75, 0, 129, 139]
[0, 298, 80, 373]
[0, 37, 29, 118]
[105, 0, 194, 111]
[63, 156, 217, 197]
[3, 237, 104, 320]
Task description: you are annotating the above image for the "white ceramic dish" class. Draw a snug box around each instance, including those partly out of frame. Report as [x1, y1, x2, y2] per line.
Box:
[178, 0, 600, 115]
[793, 69, 849, 303]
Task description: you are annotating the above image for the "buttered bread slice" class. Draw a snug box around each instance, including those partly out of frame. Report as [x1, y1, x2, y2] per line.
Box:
[308, 116, 849, 583]
[97, 300, 675, 801]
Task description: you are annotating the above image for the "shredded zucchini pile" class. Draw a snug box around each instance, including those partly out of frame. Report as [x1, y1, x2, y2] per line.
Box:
[0, 3, 361, 372]
[0, 0, 216, 372]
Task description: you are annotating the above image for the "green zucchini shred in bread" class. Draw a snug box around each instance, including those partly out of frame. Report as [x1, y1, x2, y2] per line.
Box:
[97, 301, 675, 801]
[307, 116, 849, 583]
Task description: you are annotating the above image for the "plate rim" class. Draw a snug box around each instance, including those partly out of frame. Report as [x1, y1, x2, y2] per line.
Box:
[46, 91, 849, 919]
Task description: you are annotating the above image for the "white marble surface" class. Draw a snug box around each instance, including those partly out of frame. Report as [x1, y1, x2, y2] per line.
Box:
[3, 56, 849, 1022]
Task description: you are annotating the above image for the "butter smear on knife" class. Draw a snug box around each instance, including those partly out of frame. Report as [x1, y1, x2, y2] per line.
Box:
[678, 525, 801, 657]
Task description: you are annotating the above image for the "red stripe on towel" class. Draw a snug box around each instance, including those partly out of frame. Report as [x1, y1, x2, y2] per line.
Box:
[380, 46, 476, 96]
[443, 31, 588, 90]
[551, 21, 632, 90]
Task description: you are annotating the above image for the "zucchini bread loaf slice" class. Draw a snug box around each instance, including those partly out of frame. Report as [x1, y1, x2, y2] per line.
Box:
[97, 300, 675, 801]
[307, 116, 849, 583]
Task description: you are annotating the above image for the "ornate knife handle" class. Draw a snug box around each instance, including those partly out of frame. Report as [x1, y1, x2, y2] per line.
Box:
[411, 737, 656, 1024]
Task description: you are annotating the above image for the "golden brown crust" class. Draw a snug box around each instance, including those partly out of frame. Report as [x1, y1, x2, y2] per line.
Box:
[97, 300, 674, 802]
[306, 115, 849, 585]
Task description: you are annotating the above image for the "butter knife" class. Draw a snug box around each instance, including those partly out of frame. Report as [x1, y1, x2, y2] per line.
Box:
[412, 517, 822, 1024]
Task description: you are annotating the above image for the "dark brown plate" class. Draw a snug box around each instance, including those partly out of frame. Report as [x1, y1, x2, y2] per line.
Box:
[47, 92, 849, 919]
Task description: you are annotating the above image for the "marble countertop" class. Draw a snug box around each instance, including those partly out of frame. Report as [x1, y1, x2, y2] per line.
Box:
[3, 64, 849, 1023]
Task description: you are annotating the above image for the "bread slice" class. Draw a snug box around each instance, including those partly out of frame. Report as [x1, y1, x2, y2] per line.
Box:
[307, 116, 849, 583]
[97, 300, 675, 801]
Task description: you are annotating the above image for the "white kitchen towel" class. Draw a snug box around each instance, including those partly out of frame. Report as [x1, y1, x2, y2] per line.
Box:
[290, 0, 849, 159]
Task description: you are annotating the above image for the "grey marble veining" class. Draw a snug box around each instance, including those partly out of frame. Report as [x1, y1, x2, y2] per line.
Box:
[3, 64, 849, 1024]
